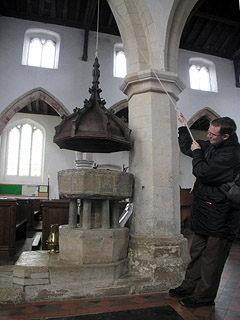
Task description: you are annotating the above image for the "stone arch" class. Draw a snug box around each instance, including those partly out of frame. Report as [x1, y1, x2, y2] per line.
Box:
[188, 107, 220, 128]
[0, 87, 70, 135]
[109, 99, 128, 122]
[187, 108, 220, 140]
[108, 0, 200, 74]
[107, 0, 163, 72]
[166, 0, 199, 72]
[108, 0, 151, 74]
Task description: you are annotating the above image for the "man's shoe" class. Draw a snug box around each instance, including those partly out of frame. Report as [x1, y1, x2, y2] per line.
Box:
[180, 295, 215, 308]
[169, 286, 191, 298]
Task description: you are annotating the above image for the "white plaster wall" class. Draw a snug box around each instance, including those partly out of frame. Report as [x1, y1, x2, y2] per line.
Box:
[92, 151, 129, 171]
[0, 17, 129, 199]
[0, 17, 126, 110]
[178, 49, 240, 188]
[0, 113, 75, 199]
[1, 17, 239, 195]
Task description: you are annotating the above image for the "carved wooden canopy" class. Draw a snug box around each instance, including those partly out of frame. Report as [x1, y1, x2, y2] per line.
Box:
[53, 57, 131, 153]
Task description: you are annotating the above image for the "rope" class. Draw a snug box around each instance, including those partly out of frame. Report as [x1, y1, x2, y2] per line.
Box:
[111, 6, 194, 140]
[138, 49, 194, 141]
[95, 0, 100, 58]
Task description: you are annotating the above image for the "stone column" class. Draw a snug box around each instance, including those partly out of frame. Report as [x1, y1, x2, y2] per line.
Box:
[111, 200, 120, 228]
[82, 199, 91, 229]
[102, 200, 110, 229]
[68, 199, 77, 228]
[121, 70, 189, 290]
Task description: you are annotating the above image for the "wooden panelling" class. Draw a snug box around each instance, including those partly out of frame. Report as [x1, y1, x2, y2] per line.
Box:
[0, 199, 18, 256]
[41, 200, 69, 250]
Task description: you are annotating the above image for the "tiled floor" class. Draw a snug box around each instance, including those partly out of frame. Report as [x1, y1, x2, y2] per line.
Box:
[0, 237, 240, 320]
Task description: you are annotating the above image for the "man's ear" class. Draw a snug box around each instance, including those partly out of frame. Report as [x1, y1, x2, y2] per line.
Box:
[223, 134, 230, 140]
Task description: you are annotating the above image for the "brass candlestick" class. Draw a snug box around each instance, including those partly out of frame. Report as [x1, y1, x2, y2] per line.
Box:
[47, 224, 59, 253]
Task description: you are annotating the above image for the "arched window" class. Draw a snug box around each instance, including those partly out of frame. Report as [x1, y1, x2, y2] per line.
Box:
[114, 43, 127, 78]
[28, 38, 56, 68]
[22, 29, 60, 69]
[2, 120, 45, 182]
[189, 65, 211, 91]
[189, 58, 218, 92]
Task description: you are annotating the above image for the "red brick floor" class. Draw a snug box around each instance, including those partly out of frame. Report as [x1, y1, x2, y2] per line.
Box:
[0, 239, 240, 320]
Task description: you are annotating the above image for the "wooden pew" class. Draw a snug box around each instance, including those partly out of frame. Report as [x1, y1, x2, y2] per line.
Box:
[15, 199, 29, 234]
[0, 199, 18, 256]
[32, 232, 42, 250]
[41, 199, 69, 250]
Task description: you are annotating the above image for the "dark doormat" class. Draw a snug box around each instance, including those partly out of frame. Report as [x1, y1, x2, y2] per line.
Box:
[42, 305, 184, 320]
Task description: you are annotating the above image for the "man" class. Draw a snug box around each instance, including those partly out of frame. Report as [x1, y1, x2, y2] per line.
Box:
[169, 112, 240, 308]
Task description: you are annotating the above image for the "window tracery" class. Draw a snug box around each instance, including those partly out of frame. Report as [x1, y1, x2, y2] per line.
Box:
[2, 120, 45, 182]
[22, 28, 60, 69]
[189, 58, 218, 92]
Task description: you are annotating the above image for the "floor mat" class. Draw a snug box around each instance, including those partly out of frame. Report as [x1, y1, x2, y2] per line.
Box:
[39, 305, 183, 320]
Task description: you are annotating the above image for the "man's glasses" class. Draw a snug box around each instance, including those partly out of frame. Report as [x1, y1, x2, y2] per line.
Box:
[207, 130, 221, 137]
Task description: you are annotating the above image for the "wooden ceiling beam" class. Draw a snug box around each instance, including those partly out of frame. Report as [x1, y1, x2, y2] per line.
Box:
[75, 0, 82, 20]
[81, 0, 98, 61]
[183, 17, 205, 45]
[43, 101, 48, 114]
[233, 54, 240, 87]
[51, 0, 56, 18]
[36, 99, 39, 112]
[83, 0, 97, 28]
[27, 102, 32, 112]
[63, 0, 69, 20]
[82, 29, 89, 61]
[218, 27, 237, 55]
[27, 0, 32, 14]
[195, 12, 240, 28]
[39, 0, 44, 16]
[202, 23, 222, 51]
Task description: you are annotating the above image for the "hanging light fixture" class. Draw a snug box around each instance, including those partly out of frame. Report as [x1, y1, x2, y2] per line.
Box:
[54, 0, 131, 153]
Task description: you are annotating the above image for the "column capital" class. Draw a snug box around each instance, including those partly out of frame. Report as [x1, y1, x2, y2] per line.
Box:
[120, 69, 185, 101]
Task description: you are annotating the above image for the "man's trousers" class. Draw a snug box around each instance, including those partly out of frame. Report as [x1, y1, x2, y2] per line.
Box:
[181, 233, 232, 302]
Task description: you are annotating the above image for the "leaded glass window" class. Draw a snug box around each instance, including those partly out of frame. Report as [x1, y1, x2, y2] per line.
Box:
[6, 123, 44, 177]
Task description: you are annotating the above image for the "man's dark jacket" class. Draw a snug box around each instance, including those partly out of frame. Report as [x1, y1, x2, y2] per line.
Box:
[179, 126, 240, 240]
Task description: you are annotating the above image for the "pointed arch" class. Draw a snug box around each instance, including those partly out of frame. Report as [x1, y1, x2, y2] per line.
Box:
[107, 0, 152, 73]
[0, 87, 70, 135]
[166, 0, 199, 72]
[107, 0, 200, 74]
[109, 99, 128, 122]
[188, 108, 220, 128]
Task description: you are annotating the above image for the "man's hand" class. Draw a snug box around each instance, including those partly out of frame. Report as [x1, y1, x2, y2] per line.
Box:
[191, 140, 201, 151]
[177, 111, 187, 126]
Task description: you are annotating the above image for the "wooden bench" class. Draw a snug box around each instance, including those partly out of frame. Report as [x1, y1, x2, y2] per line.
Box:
[32, 232, 42, 250]
[16, 218, 27, 240]
[0, 199, 18, 256]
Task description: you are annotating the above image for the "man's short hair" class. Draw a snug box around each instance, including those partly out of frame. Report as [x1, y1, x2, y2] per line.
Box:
[211, 117, 237, 136]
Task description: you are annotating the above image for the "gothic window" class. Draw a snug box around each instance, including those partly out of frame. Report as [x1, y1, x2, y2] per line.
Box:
[4, 120, 45, 181]
[22, 29, 60, 69]
[189, 65, 211, 91]
[114, 43, 127, 78]
[189, 58, 218, 92]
